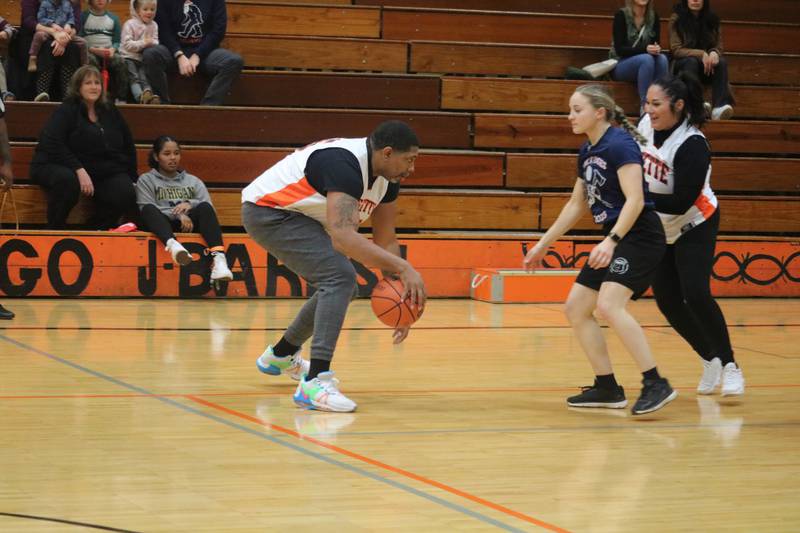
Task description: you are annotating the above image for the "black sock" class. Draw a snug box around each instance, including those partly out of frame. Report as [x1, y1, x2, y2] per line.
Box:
[273, 337, 300, 357]
[643, 367, 661, 381]
[307, 359, 330, 381]
[595, 373, 618, 390]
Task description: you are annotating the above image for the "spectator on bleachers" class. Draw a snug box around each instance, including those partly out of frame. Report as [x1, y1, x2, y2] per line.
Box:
[669, 0, 734, 120]
[120, 0, 160, 104]
[20, 0, 85, 102]
[0, 16, 18, 101]
[135, 135, 233, 282]
[28, 0, 88, 82]
[142, 0, 242, 105]
[30, 64, 138, 230]
[0, 96, 15, 319]
[80, 0, 128, 102]
[610, 0, 668, 114]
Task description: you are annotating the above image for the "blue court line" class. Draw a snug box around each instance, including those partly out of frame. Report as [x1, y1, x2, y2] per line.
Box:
[315, 420, 800, 438]
[0, 334, 532, 533]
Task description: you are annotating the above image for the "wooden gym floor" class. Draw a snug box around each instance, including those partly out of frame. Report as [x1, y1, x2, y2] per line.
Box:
[0, 297, 798, 532]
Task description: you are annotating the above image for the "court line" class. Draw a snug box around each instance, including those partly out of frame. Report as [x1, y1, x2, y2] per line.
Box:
[0, 512, 141, 532]
[644, 327, 799, 360]
[2, 382, 799, 400]
[1, 323, 798, 332]
[0, 334, 560, 533]
[188, 395, 568, 532]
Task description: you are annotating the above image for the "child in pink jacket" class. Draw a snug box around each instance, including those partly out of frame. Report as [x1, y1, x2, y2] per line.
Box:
[120, 0, 159, 103]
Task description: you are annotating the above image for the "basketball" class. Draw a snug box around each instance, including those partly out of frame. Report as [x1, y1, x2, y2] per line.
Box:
[370, 278, 423, 328]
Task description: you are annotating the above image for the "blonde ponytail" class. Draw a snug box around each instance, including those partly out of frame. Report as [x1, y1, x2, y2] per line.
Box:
[574, 85, 646, 145]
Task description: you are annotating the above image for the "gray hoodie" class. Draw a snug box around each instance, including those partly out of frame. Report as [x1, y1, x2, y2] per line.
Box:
[136, 168, 212, 218]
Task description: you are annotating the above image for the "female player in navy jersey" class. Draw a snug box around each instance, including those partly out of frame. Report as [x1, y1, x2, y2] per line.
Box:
[524, 84, 676, 415]
[638, 73, 744, 396]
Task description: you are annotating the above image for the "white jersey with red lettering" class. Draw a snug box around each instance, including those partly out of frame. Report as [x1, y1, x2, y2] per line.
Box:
[241, 137, 389, 226]
[637, 114, 717, 244]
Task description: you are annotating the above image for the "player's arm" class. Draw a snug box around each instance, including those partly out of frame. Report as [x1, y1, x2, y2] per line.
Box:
[327, 192, 425, 308]
[586, 163, 644, 269]
[524, 178, 588, 271]
[0, 117, 12, 190]
[370, 200, 402, 275]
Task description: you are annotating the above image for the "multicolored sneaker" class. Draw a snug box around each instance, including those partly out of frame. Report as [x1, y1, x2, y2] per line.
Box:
[256, 345, 309, 381]
[293, 371, 357, 413]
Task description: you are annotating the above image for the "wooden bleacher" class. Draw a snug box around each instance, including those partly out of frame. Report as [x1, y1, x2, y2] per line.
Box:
[3, 0, 798, 238]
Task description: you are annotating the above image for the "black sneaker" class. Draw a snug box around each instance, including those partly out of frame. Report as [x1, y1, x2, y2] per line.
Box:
[0, 304, 14, 320]
[567, 382, 627, 408]
[631, 378, 677, 415]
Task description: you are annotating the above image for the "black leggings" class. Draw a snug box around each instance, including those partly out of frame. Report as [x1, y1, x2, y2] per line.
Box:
[30, 163, 137, 230]
[651, 209, 735, 364]
[140, 202, 224, 248]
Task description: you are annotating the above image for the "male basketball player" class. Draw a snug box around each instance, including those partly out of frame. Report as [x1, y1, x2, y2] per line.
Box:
[241, 120, 426, 412]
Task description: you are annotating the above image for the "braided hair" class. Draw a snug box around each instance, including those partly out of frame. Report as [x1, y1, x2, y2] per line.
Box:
[574, 84, 648, 145]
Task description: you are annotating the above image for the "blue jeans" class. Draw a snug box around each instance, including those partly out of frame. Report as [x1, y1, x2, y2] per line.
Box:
[612, 53, 669, 105]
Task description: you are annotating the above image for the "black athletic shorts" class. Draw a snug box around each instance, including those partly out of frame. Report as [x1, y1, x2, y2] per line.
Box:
[575, 209, 666, 299]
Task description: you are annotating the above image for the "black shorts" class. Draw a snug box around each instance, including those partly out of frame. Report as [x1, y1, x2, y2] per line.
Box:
[576, 209, 666, 299]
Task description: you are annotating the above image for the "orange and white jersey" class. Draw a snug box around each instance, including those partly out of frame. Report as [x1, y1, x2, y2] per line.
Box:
[241, 137, 391, 226]
[637, 114, 718, 244]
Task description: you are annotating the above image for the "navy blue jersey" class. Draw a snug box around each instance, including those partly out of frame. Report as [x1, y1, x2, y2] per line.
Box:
[577, 127, 652, 224]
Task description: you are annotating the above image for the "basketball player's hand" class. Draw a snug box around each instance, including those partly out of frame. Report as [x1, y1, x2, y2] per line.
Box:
[76, 169, 94, 196]
[0, 163, 12, 191]
[523, 242, 547, 272]
[179, 214, 193, 232]
[588, 239, 616, 269]
[399, 265, 426, 310]
[392, 325, 410, 344]
[172, 201, 192, 216]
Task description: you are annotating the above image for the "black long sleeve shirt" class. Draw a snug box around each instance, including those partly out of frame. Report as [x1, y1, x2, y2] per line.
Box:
[612, 9, 661, 58]
[31, 99, 137, 181]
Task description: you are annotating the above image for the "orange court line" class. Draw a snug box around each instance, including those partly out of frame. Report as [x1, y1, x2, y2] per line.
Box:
[185, 394, 570, 533]
[1, 382, 799, 400]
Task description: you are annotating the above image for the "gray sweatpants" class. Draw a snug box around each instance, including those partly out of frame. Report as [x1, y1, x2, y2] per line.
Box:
[242, 202, 358, 362]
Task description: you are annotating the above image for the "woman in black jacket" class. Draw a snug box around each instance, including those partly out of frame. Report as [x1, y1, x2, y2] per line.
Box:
[30, 64, 138, 229]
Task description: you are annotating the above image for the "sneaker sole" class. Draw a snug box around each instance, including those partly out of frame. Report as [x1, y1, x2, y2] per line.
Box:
[696, 385, 719, 395]
[256, 357, 304, 381]
[293, 392, 356, 413]
[721, 387, 744, 397]
[175, 250, 192, 266]
[632, 390, 678, 415]
[566, 400, 628, 409]
[256, 358, 282, 376]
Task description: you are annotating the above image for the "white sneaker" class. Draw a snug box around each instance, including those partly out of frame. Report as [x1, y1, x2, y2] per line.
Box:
[256, 345, 309, 381]
[210, 252, 233, 282]
[697, 357, 722, 395]
[165, 238, 192, 265]
[293, 371, 357, 412]
[721, 362, 745, 396]
[711, 104, 734, 120]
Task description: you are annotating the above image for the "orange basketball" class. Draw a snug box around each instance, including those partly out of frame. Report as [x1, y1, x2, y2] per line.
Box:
[370, 278, 423, 328]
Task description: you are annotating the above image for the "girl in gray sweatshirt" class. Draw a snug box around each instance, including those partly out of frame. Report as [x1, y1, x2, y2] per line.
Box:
[135, 135, 232, 282]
